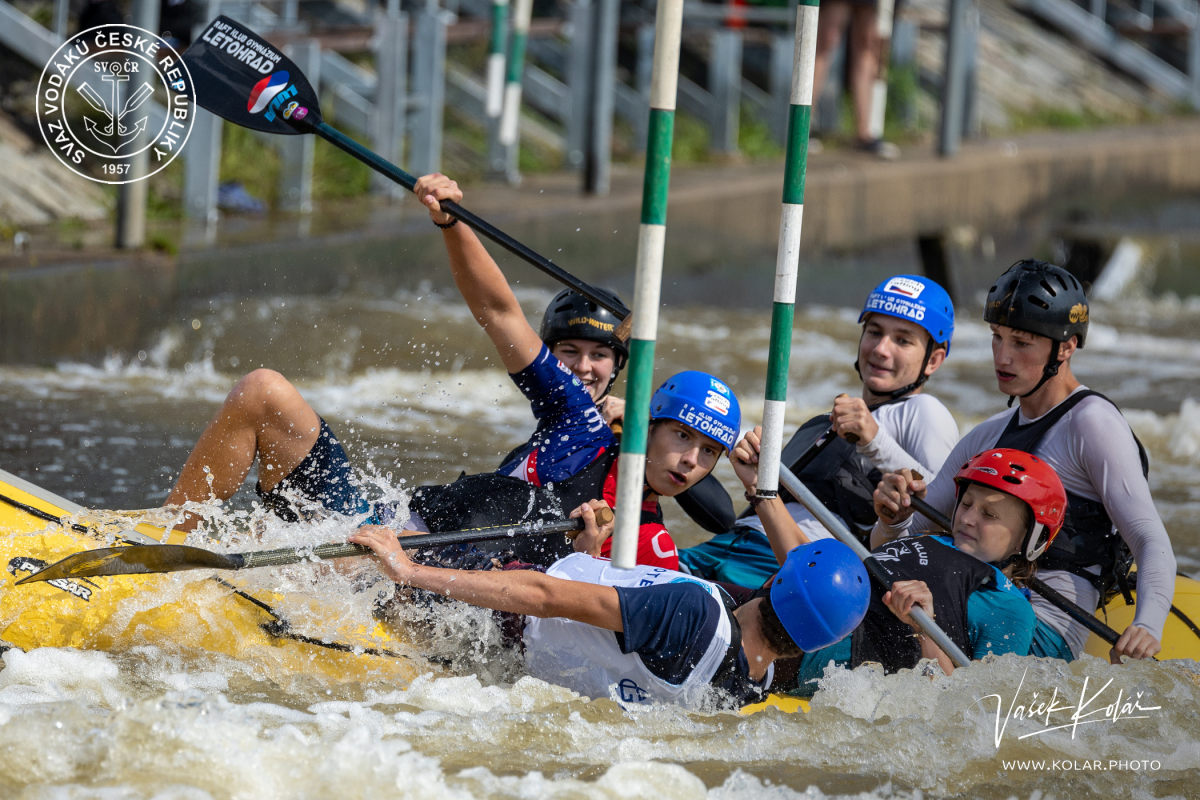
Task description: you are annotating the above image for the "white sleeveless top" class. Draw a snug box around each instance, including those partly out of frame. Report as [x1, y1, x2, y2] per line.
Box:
[523, 553, 748, 707]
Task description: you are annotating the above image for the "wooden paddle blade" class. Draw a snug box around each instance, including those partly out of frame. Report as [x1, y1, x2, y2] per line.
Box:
[15, 544, 244, 583]
[183, 16, 321, 134]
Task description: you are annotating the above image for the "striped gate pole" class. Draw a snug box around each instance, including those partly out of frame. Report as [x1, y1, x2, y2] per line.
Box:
[499, 0, 532, 147]
[609, 0, 684, 569]
[486, 0, 510, 119]
[756, 0, 819, 501]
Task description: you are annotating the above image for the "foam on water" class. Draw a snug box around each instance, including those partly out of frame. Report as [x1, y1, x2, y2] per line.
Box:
[2, 632, 1196, 798]
[3, 273, 1200, 797]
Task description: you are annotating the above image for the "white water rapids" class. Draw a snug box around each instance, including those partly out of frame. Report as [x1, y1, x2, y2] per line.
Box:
[1, 277, 1198, 798]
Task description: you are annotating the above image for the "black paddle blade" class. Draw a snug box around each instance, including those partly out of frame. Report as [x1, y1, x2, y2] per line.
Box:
[183, 15, 321, 134]
[15, 544, 243, 583]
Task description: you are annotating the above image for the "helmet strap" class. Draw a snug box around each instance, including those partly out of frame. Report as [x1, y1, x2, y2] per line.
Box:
[1007, 340, 1062, 408]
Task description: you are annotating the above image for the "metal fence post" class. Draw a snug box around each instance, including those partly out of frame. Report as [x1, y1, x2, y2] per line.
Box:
[962, 2, 980, 139]
[584, 0, 617, 194]
[183, 111, 221, 235]
[278, 39, 318, 213]
[632, 22, 655, 152]
[709, 29, 742, 154]
[891, 15, 919, 129]
[115, 0, 158, 249]
[1189, 11, 1200, 107]
[938, 0, 970, 157]
[373, 0, 408, 197]
[182, 0, 220, 240]
[53, 0, 68, 38]
[565, 0, 595, 169]
[411, 3, 450, 177]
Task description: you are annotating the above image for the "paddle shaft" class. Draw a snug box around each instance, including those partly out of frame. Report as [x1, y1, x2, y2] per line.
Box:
[778, 465, 971, 668]
[185, 16, 630, 339]
[302, 120, 628, 321]
[235, 517, 588, 569]
[16, 515, 604, 583]
[760, 392, 905, 502]
[906, 495, 1124, 647]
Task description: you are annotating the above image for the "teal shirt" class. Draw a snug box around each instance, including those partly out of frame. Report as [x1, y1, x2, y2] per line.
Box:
[791, 572, 1036, 697]
[1030, 617, 1074, 660]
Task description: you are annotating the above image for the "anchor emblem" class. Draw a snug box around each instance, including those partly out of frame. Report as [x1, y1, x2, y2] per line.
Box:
[77, 71, 153, 154]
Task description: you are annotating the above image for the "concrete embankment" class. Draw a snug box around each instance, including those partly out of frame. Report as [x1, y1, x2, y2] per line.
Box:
[3, 119, 1200, 364]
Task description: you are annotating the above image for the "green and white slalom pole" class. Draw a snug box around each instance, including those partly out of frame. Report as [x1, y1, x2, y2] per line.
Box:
[756, 0, 819, 502]
[610, 0, 684, 569]
[498, 0, 532, 147]
[486, 0, 510, 119]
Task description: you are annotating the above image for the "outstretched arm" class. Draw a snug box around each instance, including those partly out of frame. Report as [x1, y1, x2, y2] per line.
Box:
[414, 173, 545, 374]
[350, 525, 623, 631]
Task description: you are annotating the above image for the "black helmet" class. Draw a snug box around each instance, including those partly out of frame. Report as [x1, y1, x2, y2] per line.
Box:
[539, 288, 630, 372]
[984, 260, 1089, 348]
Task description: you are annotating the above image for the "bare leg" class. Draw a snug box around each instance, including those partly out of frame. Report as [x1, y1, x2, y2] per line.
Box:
[847, 4, 881, 143]
[811, 1, 852, 120]
[165, 369, 322, 527]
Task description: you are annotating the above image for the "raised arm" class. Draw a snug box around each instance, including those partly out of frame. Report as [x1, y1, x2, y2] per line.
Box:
[414, 173, 545, 374]
[350, 524, 623, 631]
[731, 426, 812, 564]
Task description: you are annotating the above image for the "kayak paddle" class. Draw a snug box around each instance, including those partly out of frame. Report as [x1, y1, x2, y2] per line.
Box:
[16, 513, 606, 583]
[777, 464, 972, 668]
[181, 16, 630, 327]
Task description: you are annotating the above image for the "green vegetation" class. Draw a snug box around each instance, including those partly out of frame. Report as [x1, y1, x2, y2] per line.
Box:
[1006, 104, 1118, 133]
[218, 123, 282, 207]
[52, 216, 88, 249]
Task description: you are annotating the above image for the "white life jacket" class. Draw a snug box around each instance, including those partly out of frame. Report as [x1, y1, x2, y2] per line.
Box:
[523, 553, 763, 707]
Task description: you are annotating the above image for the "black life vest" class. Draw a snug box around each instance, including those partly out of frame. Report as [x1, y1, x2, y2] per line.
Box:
[409, 447, 619, 566]
[851, 535, 999, 672]
[757, 409, 902, 543]
[503, 431, 734, 535]
[992, 390, 1148, 581]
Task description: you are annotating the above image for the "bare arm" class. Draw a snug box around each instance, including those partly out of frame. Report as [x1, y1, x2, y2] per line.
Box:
[349, 526, 624, 631]
[884, 580, 957, 675]
[414, 173, 544, 374]
[731, 426, 811, 564]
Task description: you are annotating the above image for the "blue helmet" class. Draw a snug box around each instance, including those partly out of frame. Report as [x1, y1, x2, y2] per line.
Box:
[858, 274, 955, 355]
[649, 370, 741, 453]
[770, 540, 869, 652]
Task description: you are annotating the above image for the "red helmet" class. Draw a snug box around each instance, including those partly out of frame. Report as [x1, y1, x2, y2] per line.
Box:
[953, 448, 1067, 561]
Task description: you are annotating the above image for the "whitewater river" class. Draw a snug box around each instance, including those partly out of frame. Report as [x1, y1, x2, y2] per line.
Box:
[1, 228, 1198, 798]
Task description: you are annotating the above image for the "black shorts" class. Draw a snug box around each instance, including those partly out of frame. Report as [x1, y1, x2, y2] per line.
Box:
[255, 418, 370, 521]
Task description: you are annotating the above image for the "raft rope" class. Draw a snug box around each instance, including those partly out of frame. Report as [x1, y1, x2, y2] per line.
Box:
[208, 577, 413, 659]
[0, 490, 93, 536]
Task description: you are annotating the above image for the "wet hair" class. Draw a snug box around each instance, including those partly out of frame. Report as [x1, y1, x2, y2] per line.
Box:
[759, 596, 803, 657]
[1007, 557, 1039, 588]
